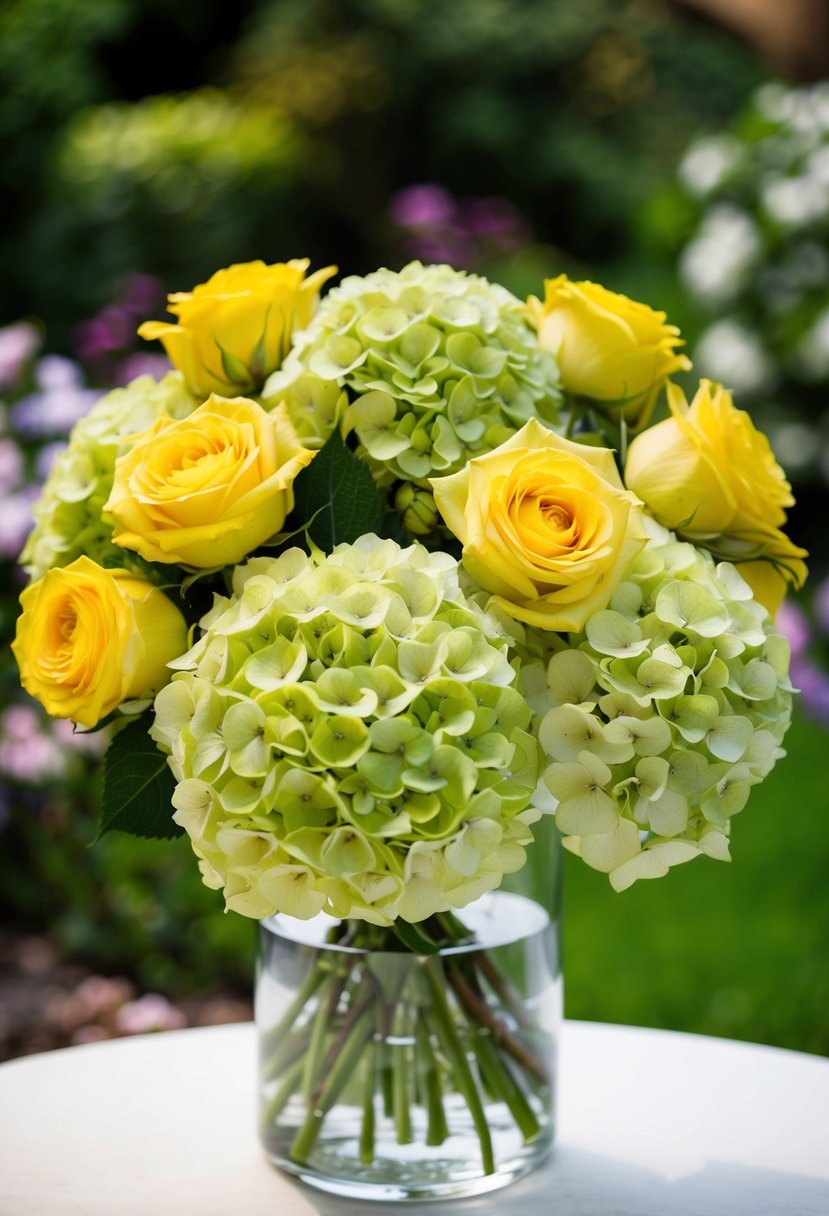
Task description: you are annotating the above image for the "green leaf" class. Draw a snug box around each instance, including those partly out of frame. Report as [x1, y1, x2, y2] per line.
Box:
[215, 338, 254, 390]
[392, 918, 442, 954]
[99, 715, 182, 840]
[291, 429, 385, 549]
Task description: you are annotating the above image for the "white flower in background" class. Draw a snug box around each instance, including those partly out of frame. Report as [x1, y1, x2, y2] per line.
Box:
[679, 134, 742, 198]
[679, 205, 761, 306]
[695, 319, 774, 397]
[761, 175, 829, 230]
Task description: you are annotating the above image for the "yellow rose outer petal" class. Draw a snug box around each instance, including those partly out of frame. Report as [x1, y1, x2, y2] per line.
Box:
[12, 557, 188, 728]
[432, 417, 648, 632]
[105, 397, 317, 568]
[138, 260, 336, 398]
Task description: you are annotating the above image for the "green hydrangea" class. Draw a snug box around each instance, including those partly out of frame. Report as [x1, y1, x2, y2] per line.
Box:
[263, 261, 562, 528]
[151, 537, 542, 924]
[531, 521, 793, 891]
[22, 373, 197, 580]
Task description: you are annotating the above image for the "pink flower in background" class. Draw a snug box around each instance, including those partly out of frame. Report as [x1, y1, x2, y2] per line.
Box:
[75, 976, 134, 1019]
[52, 718, 109, 756]
[115, 994, 187, 1035]
[0, 322, 39, 391]
[0, 734, 65, 781]
[0, 704, 67, 781]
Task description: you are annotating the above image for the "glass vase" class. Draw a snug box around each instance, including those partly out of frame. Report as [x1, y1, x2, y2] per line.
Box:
[256, 816, 562, 1202]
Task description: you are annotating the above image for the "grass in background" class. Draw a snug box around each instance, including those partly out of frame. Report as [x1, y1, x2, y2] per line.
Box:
[564, 712, 829, 1055]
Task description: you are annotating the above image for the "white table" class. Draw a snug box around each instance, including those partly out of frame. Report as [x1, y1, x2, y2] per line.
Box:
[0, 1021, 827, 1215]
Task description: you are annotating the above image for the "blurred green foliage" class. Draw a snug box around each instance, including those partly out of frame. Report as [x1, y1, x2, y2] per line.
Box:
[1, 0, 763, 341]
[46, 90, 302, 324]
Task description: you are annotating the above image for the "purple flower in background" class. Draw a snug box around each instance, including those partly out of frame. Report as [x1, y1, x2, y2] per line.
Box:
[73, 274, 165, 384]
[0, 438, 23, 496]
[115, 352, 171, 386]
[0, 322, 40, 391]
[390, 183, 533, 270]
[775, 600, 811, 659]
[120, 273, 164, 316]
[777, 588, 829, 726]
[35, 355, 83, 392]
[11, 377, 101, 439]
[35, 441, 68, 481]
[75, 308, 134, 362]
[458, 196, 530, 251]
[390, 184, 455, 229]
[0, 491, 36, 559]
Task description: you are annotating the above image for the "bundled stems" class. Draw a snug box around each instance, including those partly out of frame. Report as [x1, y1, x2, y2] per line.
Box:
[259, 914, 553, 1178]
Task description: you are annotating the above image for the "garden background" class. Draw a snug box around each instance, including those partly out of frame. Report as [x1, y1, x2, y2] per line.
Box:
[1, 0, 828, 1059]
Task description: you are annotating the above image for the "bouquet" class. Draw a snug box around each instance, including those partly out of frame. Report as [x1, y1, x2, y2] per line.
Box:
[12, 258, 804, 1195]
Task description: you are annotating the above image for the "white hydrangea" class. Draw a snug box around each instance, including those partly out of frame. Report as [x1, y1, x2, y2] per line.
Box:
[152, 537, 543, 924]
[21, 373, 197, 579]
[533, 524, 793, 891]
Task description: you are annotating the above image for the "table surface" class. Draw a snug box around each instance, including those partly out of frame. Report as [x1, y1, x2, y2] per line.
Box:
[0, 1020, 827, 1216]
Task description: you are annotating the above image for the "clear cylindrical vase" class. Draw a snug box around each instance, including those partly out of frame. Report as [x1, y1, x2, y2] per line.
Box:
[256, 816, 562, 1202]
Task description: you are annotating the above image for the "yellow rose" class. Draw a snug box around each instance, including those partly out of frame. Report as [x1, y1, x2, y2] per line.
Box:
[625, 379, 807, 612]
[527, 275, 691, 428]
[105, 396, 316, 568]
[12, 557, 188, 728]
[138, 259, 336, 398]
[431, 417, 647, 631]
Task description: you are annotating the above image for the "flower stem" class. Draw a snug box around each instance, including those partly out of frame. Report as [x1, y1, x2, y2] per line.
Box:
[261, 1055, 305, 1128]
[260, 962, 325, 1056]
[392, 999, 414, 1145]
[359, 1042, 376, 1166]
[423, 960, 495, 1176]
[415, 1018, 449, 1146]
[447, 965, 549, 1085]
[470, 1026, 541, 1143]
[290, 1000, 376, 1164]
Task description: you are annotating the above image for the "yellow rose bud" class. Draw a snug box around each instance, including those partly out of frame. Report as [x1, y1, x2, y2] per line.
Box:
[625, 379, 808, 612]
[138, 259, 336, 398]
[527, 275, 690, 428]
[12, 557, 188, 729]
[431, 417, 648, 631]
[105, 396, 316, 568]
